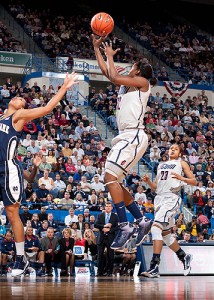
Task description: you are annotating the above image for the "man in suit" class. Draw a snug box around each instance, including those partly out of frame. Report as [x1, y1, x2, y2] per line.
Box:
[94, 201, 119, 276]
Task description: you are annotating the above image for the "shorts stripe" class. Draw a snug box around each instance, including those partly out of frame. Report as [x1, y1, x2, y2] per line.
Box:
[5, 159, 24, 204]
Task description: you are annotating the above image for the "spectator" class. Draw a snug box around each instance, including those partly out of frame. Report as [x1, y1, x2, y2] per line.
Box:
[36, 183, 50, 204]
[31, 213, 42, 232]
[59, 191, 74, 211]
[19, 205, 33, 226]
[38, 169, 58, 198]
[27, 140, 40, 155]
[23, 120, 38, 135]
[58, 227, 75, 276]
[193, 189, 206, 213]
[38, 207, 48, 223]
[47, 213, 59, 236]
[54, 174, 66, 198]
[24, 226, 45, 276]
[186, 216, 202, 241]
[94, 201, 119, 276]
[83, 229, 98, 262]
[64, 208, 78, 226]
[178, 231, 195, 243]
[36, 220, 49, 239]
[126, 170, 141, 193]
[1, 231, 16, 276]
[40, 227, 60, 276]
[197, 210, 210, 230]
[91, 175, 106, 193]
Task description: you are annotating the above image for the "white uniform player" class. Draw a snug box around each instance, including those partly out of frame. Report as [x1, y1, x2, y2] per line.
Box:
[105, 86, 150, 182]
[154, 159, 183, 229]
[92, 35, 158, 251]
[141, 144, 197, 278]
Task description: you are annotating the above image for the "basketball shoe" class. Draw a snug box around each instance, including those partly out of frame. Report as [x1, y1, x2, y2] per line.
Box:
[183, 254, 193, 276]
[141, 264, 160, 278]
[110, 223, 136, 250]
[11, 255, 29, 277]
[136, 219, 153, 246]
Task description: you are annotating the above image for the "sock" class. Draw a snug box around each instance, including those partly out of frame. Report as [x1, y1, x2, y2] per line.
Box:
[176, 248, 186, 263]
[15, 241, 25, 256]
[151, 254, 161, 267]
[114, 201, 128, 223]
[126, 201, 143, 220]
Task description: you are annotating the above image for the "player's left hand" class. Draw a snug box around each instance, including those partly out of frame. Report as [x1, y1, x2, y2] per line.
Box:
[171, 172, 183, 181]
[32, 153, 42, 167]
[101, 41, 120, 57]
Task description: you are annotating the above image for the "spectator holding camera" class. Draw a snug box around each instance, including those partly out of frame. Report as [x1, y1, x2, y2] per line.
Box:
[186, 216, 202, 242]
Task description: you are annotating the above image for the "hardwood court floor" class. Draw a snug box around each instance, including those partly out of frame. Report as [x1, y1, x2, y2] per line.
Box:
[0, 275, 214, 300]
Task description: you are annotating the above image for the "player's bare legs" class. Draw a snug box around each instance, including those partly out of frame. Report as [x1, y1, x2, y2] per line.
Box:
[5, 203, 29, 276]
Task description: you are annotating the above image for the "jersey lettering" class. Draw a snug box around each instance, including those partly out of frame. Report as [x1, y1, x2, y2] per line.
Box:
[160, 164, 176, 170]
[0, 123, 9, 134]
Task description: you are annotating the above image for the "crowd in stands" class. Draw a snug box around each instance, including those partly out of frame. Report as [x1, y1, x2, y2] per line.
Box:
[0, 1, 213, 83]
[126, 20, 214, 84]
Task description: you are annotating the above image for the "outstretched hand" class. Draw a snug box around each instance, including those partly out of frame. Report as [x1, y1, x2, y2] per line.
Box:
[91, 33, 106, 48]
[32, 153, 42, 167]
[101, 41, 120, 57]
[63, 72, 79, 90]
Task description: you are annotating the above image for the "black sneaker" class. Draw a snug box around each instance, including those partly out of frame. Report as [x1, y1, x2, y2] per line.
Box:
[11, 255, 29, 277]
[36, 268, 46, 277]
[183, 254, 193, 276]
[1, 270, 7, 277]
[136, 219, 153, 246]
[141, 265, 160, 278]
[110, 223, 136, 250]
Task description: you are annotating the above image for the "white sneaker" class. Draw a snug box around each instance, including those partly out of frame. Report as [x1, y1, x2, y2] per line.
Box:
[183, 254, 193, 276]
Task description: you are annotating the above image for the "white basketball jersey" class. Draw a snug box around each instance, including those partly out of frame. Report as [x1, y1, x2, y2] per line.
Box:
[156, 159, 183, 195]
[116, 85, 151, 131]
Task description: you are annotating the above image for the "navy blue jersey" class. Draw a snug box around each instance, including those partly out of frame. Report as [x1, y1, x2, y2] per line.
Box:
[0, 114, 24, 206]
[0, 114, 22, 162]
[1, 238, 16, 254]
[24, 235, 42, 252]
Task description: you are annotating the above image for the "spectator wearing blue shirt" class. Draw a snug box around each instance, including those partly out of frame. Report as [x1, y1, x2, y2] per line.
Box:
[24, 226, 45, 276]
[1, 231, 16, 276]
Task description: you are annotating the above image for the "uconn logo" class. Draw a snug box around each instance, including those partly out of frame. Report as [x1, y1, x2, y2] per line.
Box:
[160, 164, 176, 170]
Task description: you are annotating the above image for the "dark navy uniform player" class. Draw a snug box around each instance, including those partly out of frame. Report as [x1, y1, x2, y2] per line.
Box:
[0, 72, 78, 276]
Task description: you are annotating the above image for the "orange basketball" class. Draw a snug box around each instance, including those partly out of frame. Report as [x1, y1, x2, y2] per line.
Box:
[90, 12, 114, 37]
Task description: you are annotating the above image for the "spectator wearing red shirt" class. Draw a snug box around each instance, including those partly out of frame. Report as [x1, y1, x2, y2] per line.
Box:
[23, 121, 38, 135]
[59, 113, 71, 131]
[145, 112, 157, 124]
[197, 210, 210, 230]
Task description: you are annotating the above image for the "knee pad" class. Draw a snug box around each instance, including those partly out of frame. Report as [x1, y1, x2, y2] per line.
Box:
[151, 226, 163, 241]
[163, 234, 175, 247]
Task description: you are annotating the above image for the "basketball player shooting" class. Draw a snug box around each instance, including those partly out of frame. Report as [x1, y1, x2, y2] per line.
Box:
[91, 34, 158, 250]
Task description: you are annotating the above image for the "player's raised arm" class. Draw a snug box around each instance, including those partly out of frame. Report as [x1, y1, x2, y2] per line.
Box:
[13, 72, 79, 129]
[91, 34, 110, 79]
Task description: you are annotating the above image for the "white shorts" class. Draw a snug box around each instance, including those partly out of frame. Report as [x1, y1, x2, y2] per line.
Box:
[154, 194, 182, 230]
[105, 129, 148, 182]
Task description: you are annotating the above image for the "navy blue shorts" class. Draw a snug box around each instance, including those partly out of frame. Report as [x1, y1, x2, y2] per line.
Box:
[0, 159, 24, 206]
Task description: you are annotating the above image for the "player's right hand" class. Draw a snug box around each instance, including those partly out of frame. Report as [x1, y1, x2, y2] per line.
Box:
[142, 174, 150, 183]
